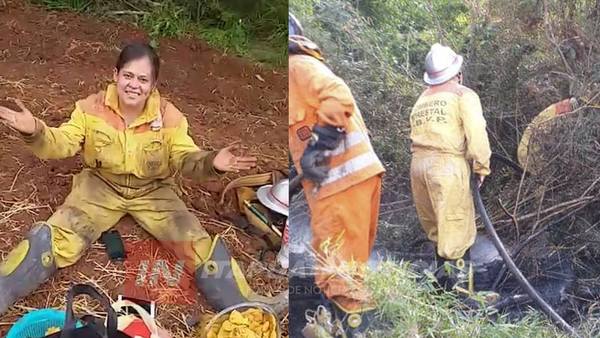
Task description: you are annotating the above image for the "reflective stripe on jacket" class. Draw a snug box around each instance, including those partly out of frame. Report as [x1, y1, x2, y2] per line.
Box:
[289, 54, 384, 199]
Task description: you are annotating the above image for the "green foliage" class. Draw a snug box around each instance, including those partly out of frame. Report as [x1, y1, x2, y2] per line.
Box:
[155, 0, 286, 65]
[33, 0, 91, 12]
[140, 1, 189, 38]
[172, 0, 287, 63]
[31, 0, 286, 66]
[292, 1, 600, 333]
[355, 0, 470, 74]
[195, 21, 249, 56]
[290, 0, 470, 174]
[367, 262, 567, 337]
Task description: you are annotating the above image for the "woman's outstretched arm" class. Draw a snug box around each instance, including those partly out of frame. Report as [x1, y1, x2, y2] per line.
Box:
[0, 98, 85, 159]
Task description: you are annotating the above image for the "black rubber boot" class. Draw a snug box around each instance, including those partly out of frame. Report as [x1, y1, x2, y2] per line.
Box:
[434, 251, 471, 291]
[469, 235, 503, 291]
[0, 222, 57, 315]
[434, 253, 452, 289]
[194, 235, 288, 313]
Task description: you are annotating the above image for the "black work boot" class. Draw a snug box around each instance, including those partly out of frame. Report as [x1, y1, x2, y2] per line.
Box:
[434, 253, 452, 289]
[0, 222, 57, 315]
[469, 235, 503, 291]
[194, 235, 288, 313]
[434, 251, 471, 292]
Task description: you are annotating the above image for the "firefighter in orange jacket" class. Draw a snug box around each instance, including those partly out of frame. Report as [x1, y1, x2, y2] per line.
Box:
[289, 13, 385, 336]
[0, 42, 285, 315]
[410, 43, 492, 283]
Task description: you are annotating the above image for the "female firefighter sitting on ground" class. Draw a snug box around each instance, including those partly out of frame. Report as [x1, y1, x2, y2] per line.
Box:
[0, 42, 283, 314]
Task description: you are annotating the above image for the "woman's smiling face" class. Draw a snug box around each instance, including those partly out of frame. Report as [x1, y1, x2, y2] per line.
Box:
[113, 56, 155, 109]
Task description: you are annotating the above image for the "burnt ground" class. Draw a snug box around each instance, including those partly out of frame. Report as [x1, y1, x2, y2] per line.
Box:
[288, 173, 596, 337]
[0, 1, 288, 337]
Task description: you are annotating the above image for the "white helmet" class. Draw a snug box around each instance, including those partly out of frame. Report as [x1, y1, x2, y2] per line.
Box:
[423, 43, 463, 85]
[257, 179, 289, 216]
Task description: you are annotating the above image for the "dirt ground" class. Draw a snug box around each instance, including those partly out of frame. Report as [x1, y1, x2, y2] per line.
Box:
[0, 1, 288, 337]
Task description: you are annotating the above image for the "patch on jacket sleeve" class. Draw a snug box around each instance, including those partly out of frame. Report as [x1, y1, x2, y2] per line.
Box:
[296, 125, 312, 141]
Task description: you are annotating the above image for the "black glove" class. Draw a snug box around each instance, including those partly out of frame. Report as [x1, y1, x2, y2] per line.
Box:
[300, 125, 344, 184]
[300, 148, 329, 183]
[310, 125, 344, 151]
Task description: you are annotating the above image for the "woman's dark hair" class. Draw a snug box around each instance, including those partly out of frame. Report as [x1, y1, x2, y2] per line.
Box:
[115, 42, 160, 81]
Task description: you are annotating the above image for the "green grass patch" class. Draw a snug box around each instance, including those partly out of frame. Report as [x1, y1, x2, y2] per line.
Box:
[30, 0, 286, 66]
[196, 24, 249, 57]
[366, 262, 568, 337]
[35, 0, 91, 12]
[140, 1, 190, 39]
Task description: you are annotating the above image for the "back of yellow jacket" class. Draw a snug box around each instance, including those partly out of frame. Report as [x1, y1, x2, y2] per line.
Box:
[289, 54, 384, 199]
[410, 81, 492, 176]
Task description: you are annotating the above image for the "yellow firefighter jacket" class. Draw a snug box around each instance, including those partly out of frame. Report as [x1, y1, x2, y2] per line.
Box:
[289, 54, 384, 200]
[23, 84, 218, 198]
[517, 98, 574, 171]
[410, 81, 491, 176]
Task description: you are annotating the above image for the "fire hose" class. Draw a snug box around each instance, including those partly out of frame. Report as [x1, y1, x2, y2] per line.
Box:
[473, 179, 579, 337]
[291, 158, 577, 335]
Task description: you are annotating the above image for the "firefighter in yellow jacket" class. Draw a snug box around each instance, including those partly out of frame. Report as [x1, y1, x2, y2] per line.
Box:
[410, 43, 492, 278]
[517, 97, 577, 173]
[289, 14, 385, 336]
[0, 42, 284, 314]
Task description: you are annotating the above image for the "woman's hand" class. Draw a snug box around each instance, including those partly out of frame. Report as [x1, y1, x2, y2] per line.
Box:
[0, 98, 36, 134]
[213, 143, 257, 172]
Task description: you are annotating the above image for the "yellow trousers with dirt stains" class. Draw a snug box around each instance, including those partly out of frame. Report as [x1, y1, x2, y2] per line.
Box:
[307, 175, 382, 313]
[48, 169, 212, 271]
[410, 153, 476, 260]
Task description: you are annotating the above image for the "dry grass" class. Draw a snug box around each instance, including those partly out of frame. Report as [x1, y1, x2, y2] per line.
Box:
[0, 139, 288, 338]
[0, 76, 28, 95]
[0, 216, 288, 337]
[0, 18, 288, 334]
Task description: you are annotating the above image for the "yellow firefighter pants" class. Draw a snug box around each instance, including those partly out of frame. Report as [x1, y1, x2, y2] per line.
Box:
[307, 175, 382, 313]
[47, 169, 212, 271]
[410, 153, 476, 260]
